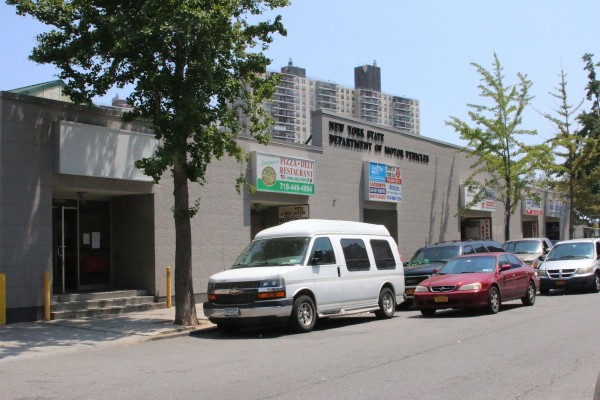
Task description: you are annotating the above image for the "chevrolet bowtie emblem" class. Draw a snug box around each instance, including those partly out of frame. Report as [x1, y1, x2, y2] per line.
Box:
[229, 288, 241, 295]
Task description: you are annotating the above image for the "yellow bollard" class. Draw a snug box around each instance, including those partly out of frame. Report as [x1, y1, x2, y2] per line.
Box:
[0, 273, 6, 325]
[44, 272, 51, 321]
[166, 266, 172, 308]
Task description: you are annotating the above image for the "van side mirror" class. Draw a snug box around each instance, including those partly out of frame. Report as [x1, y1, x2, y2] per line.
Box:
[538, 254, 546, 261]
[500, 264, 511, 271]
[311, 250, 324, 265]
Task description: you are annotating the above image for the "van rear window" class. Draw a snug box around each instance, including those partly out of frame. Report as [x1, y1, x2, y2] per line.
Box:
[341, 239, 370, 271]
[371, 239, 396, 270]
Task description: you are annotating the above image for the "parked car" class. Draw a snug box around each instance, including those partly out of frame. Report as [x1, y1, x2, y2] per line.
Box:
[502, 237, 553, 268]
[594, 369, 600, 400]
[403, 240, 504, 301]
[536, 238, 600, 295]
[412, 252, 539, 317]
[203, 219, 405, 333]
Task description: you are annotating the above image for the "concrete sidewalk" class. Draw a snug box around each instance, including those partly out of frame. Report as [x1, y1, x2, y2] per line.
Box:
[0, 305, 214, 362]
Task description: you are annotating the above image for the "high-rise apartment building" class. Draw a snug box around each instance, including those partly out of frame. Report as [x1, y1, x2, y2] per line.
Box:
[262, 60, 420, 143]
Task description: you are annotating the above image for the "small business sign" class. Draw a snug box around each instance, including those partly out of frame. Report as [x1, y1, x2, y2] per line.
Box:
[462, 185, 496, 211]
[546, 198, 565, 217]
[523, 198, 543, 216]
[278, 205, 309, 223]
[253, 152, 315, 195]
[364, 161, 402, 202]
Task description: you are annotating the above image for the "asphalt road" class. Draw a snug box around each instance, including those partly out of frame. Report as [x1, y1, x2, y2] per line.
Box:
[2, 290, 599, 400]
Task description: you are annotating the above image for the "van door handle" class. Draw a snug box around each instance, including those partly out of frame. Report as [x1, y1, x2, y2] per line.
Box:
[337, 266, 341, 277]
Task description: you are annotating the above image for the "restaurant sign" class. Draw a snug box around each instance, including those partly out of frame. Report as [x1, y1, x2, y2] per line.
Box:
[253, 152, 315, 195]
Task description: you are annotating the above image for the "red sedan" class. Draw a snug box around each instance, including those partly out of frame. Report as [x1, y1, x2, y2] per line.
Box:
[413, 252, 539, 317]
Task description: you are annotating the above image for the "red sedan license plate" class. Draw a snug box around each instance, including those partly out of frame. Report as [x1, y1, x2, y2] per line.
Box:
[555, 280, 566, 286]
[434, 295, 448, 303]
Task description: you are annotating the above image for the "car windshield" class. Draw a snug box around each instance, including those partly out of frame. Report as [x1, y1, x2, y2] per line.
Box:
[409, 245, 460, 265]
[439, 256, 497, 274]
[503, 240, 541, 254]
[546, 242, 594, 261]
[232, 237, 310, 268]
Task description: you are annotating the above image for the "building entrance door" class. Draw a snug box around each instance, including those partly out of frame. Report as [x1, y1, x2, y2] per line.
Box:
[52, 200, 78, 293]
[53, 199, 112, 293]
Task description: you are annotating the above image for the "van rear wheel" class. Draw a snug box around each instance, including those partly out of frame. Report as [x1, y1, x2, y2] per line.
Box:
[289, 295, 316, 333]
[375, 287, 395, 319]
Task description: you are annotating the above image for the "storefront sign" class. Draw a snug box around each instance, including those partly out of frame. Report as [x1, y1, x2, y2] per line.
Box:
[364, 162, 402, 202]
[278, 205, 309, 223]
[546, 198, 565, 217]
[328, 121, 429, 165]
[462, 186, 496, 211]
[253, 152, 315, 195]
[523, 198, 543, 216]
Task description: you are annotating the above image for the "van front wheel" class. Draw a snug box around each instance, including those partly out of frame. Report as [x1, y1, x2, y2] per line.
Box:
[289, 295, 316, 333]
[375, 287, 395, 319]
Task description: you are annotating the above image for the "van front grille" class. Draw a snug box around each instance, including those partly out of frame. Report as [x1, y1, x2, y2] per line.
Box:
[547, 269, 576, 279]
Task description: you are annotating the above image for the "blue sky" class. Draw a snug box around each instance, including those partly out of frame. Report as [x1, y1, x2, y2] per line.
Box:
[1, 0, 598, 144]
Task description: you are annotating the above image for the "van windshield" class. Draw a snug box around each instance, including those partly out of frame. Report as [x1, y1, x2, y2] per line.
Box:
[546, 242, 594, 261]
[503, 240, 541, 254]
[232, 237, 310, 268]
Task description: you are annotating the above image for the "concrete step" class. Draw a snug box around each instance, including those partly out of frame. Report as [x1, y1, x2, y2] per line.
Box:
[51, 296, 158, 312]
[51, 301, 166, 320]
[50, 290, 164, 320]
[52, 290, 147, 303]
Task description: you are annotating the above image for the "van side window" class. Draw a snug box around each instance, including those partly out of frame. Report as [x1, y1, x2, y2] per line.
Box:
[310, 237, 336, 265]
[463, 245, 475, 255]
[371, 239, 396, 270]
[341, 239, 371, 271]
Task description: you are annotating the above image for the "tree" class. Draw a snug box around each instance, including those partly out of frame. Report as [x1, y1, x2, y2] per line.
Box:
[540, 69, 584, 239]
[576, 53, 600, 220]
[8, 0, 289, 325]
[446, 53, 552, 241]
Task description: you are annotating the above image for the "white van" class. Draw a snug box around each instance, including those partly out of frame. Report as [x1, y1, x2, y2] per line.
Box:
[203, 219, 405, 333]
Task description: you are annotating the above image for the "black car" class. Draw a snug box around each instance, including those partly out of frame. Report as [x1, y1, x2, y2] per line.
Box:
[403, 240, 504, 302]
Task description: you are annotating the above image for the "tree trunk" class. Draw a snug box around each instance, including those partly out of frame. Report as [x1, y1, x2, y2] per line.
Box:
[504, 205, 511, 242]
[173, 161, 199, 326]
[569, 173, 575, 240]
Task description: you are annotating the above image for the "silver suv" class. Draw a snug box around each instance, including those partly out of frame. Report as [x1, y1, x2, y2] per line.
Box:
[537, 238, 600, 295]
[502, 238, 553, 268]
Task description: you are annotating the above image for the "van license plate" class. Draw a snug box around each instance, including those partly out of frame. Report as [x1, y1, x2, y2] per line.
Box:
[434, 296, 448, 303]
[555, 280, 566, 286]
[406, 288, 415, 296]
[224, 307, 240, 317]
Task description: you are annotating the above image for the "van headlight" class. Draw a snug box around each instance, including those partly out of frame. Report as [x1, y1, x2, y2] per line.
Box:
[259, 278, 284, 289]
[257, 278, 286, 299]
[537, 269, 548, 277]
[576, 266, 594, 275]
[207, 280, 216, 291]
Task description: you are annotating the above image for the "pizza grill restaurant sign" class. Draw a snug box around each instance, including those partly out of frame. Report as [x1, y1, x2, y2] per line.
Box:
[363, 161, 402, 202]
[253, 152, 315, 195]
[328, 121, 430, 165]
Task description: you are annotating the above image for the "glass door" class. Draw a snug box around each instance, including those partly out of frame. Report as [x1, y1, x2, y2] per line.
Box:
[52, 201, 79, 293]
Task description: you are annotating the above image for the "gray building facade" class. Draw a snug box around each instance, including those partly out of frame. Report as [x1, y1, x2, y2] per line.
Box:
[0, 90, 569, 323]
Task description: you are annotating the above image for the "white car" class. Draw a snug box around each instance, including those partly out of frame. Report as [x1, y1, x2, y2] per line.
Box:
[537, 238, 600, 295]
